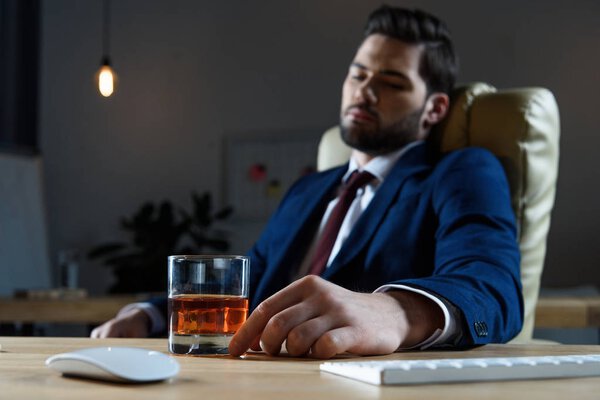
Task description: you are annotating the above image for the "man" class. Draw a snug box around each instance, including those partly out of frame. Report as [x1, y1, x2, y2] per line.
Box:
[92, 6, 523, 359]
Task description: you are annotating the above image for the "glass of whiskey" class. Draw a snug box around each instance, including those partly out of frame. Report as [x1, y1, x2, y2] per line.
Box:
[168, 255, 249, 355]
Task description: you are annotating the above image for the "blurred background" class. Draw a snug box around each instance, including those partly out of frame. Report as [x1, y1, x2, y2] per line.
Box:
[1, 0, 599, 340]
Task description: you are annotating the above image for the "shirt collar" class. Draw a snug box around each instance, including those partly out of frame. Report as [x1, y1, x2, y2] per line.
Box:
[343, 140, 424, 184]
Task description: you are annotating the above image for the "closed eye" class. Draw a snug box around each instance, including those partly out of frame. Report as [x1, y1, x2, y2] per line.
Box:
[385, 82, 407, 90]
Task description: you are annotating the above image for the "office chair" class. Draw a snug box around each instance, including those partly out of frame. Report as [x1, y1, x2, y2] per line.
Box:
[317, 82, 560, 342]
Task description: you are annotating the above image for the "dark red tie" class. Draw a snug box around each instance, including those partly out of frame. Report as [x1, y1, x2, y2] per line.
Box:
[308, 170, 375, 275]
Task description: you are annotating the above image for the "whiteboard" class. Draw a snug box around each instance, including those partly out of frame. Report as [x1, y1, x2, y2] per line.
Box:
[0, 152, 51, 295]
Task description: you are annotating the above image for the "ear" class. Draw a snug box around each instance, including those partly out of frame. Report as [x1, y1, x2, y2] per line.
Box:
[421, 93, 450, 131]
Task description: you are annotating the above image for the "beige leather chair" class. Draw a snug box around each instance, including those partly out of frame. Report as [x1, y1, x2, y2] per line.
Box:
[317, 83, 560, 342]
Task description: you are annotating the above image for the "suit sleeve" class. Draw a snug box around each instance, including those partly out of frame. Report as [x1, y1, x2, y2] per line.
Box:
[395, 148, 523, 346]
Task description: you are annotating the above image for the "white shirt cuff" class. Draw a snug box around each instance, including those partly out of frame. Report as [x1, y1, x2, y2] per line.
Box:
[374, 284, 458, 350]
[117, 302, 166, 335]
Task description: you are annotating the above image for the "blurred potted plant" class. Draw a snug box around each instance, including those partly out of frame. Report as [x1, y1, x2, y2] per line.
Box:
[88, 191, 232, 293]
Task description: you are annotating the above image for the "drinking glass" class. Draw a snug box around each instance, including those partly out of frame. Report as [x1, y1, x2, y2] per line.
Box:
[168, 255, 249, 355]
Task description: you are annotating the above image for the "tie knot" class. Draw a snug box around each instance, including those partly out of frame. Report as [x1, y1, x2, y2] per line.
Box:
[343, 170, 375, 194]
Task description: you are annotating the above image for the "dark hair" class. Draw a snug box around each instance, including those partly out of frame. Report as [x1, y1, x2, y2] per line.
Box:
[364, 5, 458, 94]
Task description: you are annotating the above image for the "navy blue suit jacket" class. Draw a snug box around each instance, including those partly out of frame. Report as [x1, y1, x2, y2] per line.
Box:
[245, 142, 522, 346]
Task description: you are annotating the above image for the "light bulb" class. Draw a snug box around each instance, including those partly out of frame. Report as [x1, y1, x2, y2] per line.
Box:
[98, 65, 114, 97]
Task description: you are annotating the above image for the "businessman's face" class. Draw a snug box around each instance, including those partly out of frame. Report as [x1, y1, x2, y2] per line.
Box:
[340, 34, 432, 155]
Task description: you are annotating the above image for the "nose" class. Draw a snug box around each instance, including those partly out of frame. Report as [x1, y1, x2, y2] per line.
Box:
[354, 80, 378, 105]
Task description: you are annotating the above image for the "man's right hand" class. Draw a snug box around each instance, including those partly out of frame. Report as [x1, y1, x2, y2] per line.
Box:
[90, 308, 151, 338]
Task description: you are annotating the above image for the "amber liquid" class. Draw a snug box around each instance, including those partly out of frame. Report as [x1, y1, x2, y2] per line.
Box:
[168, 294, 248, 354]
[169, 294, 248, 335]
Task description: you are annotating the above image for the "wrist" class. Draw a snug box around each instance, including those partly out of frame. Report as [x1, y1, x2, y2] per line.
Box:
[382, 291, 444, 348]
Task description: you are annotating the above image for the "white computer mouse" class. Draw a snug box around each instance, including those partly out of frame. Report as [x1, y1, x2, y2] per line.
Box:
[45, 346, 180, 383]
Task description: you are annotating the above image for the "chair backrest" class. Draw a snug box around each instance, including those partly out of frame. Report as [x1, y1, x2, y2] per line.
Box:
[317, 83, 560, 342]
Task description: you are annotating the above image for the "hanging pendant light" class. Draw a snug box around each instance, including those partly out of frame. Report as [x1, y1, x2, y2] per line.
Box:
[96, 0, 116, 97]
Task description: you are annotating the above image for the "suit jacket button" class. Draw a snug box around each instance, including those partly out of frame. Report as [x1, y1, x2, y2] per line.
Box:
[474, 321, 488, 337]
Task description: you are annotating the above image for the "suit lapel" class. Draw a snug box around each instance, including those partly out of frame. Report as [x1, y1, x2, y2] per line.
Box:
[277, 166, 347, 257]
[322, 143, 432, 279]
[255, 165, 347, 299]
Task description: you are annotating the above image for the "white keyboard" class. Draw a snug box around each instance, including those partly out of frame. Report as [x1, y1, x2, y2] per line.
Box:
[320, 354, 600, 385]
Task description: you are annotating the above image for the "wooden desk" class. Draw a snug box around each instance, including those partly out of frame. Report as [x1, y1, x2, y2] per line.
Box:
[534, 297, 600, 328]
[0, 296, 141, 324]
[0, 337, 599, 399]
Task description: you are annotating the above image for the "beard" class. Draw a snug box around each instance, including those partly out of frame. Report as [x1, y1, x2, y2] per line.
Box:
[340, 106, 425, 156]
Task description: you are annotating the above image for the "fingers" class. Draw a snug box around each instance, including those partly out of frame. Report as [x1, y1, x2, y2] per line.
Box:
[90, 326, 103, 338]
[250, 335, 262, 351]
[229, 299, 290, 356]
[229, 303, 268, 355]
[258, 302, 321, 355]
[90, 309, 151, 338]
[310, 327, 359, 359]
[229, 277, 317, 356]
[90, 321, 118, 338]
[230, 276, 382, 359]
[312, 325, 398, 358]
[91, 318, 131, 338]
[285, 315, 335, 357]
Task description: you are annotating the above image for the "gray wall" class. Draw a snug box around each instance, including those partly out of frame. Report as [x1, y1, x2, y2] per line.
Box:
[38, 0, 600, 294]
